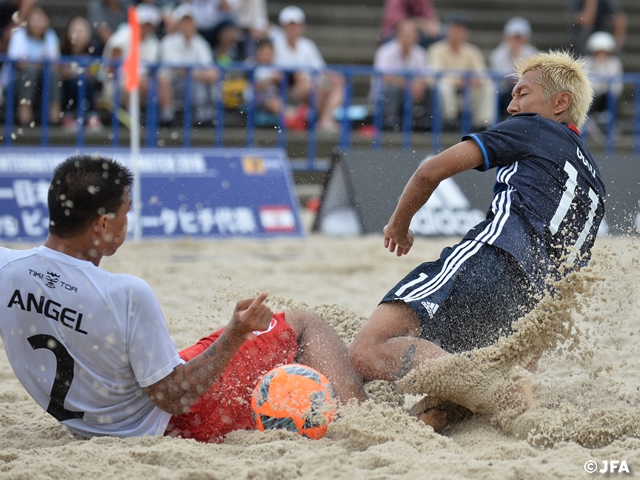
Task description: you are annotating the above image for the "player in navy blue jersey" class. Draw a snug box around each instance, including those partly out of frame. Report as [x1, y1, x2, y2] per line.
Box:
[348, 51, 605, 431]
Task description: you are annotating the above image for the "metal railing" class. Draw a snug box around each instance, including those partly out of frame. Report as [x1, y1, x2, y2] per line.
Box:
[0, 55, 631, 170]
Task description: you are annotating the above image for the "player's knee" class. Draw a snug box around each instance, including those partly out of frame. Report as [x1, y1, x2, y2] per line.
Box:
[347, 335, 377, 378]
[283, 310, 320, 339]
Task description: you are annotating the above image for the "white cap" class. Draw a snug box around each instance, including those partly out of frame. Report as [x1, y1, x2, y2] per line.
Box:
[173, 4, 195, 23]
[587, 31, 616, 53]
[279, 6, 305, 25]
[136, 4, 161, 27]
[504, 17, 531, 39]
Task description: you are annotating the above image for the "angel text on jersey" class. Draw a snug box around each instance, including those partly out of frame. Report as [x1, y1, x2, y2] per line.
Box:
[7, 289, 88, 335]
[576, 147, 596, 179]
[28, 269, 77, 292]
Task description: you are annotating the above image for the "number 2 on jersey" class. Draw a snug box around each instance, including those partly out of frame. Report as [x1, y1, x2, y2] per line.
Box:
[27, 334, 85, 422]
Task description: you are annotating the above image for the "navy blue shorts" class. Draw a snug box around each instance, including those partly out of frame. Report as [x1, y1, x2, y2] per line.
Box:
[381, 241, 537, 354]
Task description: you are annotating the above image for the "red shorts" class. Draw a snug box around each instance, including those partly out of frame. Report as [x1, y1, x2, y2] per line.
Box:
[164, 312, 298, 443]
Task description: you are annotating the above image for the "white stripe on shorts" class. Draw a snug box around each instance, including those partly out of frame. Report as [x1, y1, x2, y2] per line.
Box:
[398, 163, 518, 303]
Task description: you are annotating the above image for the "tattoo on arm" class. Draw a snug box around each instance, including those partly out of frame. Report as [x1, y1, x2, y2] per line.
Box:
[148, 331, 243, 415]
[398, 344, 417, 379]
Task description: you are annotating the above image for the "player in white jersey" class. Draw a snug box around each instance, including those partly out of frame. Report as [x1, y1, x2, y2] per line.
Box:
[0, 156, 365, 442]
[349, 51, 605, 432]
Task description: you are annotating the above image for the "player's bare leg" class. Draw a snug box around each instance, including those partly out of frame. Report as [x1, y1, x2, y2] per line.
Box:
[348, 302, 454, 431]
[349, 302, 448, 382]
[284, 310, 367, 405]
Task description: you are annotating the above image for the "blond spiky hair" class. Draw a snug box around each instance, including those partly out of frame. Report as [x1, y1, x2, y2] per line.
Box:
[514, 50, 594, 128]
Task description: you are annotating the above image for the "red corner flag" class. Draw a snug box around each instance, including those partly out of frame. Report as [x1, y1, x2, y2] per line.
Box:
[123, 6, 140, 92]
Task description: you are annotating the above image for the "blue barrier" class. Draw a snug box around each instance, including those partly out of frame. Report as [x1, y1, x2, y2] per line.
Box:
[0, 55, 631, 168]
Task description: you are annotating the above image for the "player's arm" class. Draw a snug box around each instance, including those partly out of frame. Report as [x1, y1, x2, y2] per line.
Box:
[384, 140, 483, 256]
[143, 292, 273, 416]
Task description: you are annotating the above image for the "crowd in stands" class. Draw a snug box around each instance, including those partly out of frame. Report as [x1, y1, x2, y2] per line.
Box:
[0, 0, 629, 135]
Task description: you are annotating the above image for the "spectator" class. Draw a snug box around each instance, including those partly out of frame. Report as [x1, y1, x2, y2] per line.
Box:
[186, 0, 238, 56]
[372, 19, 431, 131]
[3, 6, 61, 126]
[158, 4, 219, 125]
[212, 16, 238, 65]
[101, 4, 161, 112]
[0, 0, 33, 103]
[585, 30, 623, 126]
[60, 16, 103, 131]
[248, 38, 282, 119]
[427, 13, 495, 131]
[570, 0, 626, 55]
[231, 0, 269, 60]
[136, 0, 176, 36]
[490, 17, 537, 118]
[87, 0, 132, 56]
[380, 0, 441, 48]
[273, 5, 343, 133]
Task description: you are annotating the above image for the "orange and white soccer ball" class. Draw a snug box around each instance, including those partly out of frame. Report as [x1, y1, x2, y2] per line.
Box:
[251, 364, 337, 440]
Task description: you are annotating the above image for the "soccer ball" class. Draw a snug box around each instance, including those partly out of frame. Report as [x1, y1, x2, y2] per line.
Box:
[251, 364, 337, 440]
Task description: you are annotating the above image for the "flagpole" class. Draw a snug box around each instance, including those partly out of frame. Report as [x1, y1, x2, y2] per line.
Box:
[130, 87, 142, 241]
[124, 6, 142, 242]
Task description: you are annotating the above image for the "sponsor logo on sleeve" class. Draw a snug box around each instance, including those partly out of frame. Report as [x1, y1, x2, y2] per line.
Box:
[252, 317, 277, 336]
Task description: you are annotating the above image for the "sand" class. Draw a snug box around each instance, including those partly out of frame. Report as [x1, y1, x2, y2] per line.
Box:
[2, 232, 640, 479]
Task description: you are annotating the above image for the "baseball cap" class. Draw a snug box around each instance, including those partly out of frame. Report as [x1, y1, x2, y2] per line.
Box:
[447, 12, 470, 28]
[504, 17, 531, 39]
[587, 31, 616, 53]
[173, 4, 195, 23]
[279, 6, 305, 25]
[136, 4, 161, 27]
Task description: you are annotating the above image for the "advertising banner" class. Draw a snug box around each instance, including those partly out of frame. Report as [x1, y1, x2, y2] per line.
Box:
[0, 148, 303, 241]
[314, 149, 638, 237]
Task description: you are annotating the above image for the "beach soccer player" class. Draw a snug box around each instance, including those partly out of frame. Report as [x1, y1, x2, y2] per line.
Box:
[0, 156, 366, 443]
[349, 51, 606, 428]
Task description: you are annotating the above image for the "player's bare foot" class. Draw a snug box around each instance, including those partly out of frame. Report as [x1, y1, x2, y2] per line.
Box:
[417, 407, 448, 432]
[408, 395, 472, 433]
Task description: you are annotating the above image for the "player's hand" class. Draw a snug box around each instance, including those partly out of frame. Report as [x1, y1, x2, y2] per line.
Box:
[226, 292, 273, 341]
[383, 224, 414, 256]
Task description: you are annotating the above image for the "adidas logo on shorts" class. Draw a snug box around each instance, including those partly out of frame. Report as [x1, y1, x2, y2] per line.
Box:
[421, 301, 440, 318]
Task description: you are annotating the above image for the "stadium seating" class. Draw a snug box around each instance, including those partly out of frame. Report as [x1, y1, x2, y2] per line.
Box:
[6, 0, 640, 159]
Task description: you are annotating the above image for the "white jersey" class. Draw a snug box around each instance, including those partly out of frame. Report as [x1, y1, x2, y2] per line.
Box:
[0, 246, 183, 438]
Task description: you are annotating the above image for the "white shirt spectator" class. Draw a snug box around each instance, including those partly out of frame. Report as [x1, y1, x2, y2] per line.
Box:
[160, 31, 213, 65]
[490, 41, 537, 75]
[103, 24, 160, 70]
[190, 0, 227, 30]
[586, 54, 623, 97]
[233, 0, 268, 31]
[374, 39, 428, 71]
[7, 26, 60, 61]
[273, 34, 325, 71]
[1, 27, 60, 87]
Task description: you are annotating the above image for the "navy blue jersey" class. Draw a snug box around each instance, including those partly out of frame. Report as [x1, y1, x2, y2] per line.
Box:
[462, 113, 606, 290]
